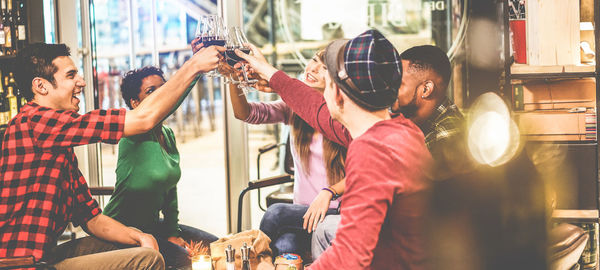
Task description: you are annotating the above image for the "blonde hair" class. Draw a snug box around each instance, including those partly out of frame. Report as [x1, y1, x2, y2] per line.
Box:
[290, 48, 346, 185]
[290, 114, 346, 185]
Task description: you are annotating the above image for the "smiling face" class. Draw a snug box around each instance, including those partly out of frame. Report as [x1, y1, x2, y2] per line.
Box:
[303, 55, 326, 92]
[131, 74, 166, 108]
[45, 56, 86, 111]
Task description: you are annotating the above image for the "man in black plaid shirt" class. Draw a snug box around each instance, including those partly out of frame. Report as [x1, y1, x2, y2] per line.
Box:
[0, 43, 223, 269]
[393, 45, 473, 179]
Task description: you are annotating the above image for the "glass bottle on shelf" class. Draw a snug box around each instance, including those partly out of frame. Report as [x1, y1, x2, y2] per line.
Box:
[3, 0, 12, 56]
[578, 222, 599, 269]
[0, 0, 6, 56]
[8, 72, 22, 110]
[5, 75, 16, 119]
[0, 71, 8, 127]
[14, 0, 24, 51]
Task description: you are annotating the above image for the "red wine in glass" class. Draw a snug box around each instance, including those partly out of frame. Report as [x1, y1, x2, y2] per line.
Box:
[225, 48, 250, 66]
[201, 36, 226, 47]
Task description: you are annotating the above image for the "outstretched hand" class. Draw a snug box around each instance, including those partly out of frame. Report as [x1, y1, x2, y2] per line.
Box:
[191, 37, 203, 54]
[234, 43, 279, 83]
[254, 78, 274, 93]
[218, 61, 239, 79]
[190, 45, 226, 74]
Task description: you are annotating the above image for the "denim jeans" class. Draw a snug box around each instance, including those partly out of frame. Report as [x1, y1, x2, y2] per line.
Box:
[259, 203, 338, 260]
[311, 214, 340, 260]
[154, 221, 219, 270]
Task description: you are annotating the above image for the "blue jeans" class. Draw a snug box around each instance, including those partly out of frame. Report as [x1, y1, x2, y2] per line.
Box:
[259, 203, 338, 260]
[311, 214, 340, 260]
[154, 221, 219, 270]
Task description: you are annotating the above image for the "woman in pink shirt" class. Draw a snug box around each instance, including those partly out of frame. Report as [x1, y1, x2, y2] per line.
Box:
[228, 50, 346, 260]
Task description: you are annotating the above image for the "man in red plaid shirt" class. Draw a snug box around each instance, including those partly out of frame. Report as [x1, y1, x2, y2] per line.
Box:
[0, 43, 223, 269]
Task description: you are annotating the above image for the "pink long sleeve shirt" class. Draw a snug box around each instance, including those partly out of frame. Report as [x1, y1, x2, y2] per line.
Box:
[244, 100, 339, 209]
[270, 71, 432, 269]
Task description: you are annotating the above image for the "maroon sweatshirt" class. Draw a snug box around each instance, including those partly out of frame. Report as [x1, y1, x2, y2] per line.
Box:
[270, 71, 432, 269]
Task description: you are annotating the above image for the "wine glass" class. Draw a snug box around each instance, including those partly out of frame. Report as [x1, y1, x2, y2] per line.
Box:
[195, 15, 226, 77]
[229, 26, 258, 95]
[219, 28, 242, 84]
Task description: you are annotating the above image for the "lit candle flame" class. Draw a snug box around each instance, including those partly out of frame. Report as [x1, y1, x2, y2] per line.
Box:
[192, 255, 212, 270]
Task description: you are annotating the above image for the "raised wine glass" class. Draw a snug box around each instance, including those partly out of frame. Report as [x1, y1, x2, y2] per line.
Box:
[230, 26, 258, 95]
[195, 15, 226, 77]
[221, 27, 243, 84]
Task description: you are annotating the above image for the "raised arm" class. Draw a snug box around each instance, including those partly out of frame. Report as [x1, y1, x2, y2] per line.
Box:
[124, 46, 224, 137]
[269, 71, 350, 147]
[228, 82, 252, 120]
[235, 45, 351, 147]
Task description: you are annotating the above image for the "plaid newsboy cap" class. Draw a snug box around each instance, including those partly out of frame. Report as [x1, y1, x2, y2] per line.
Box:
[324, 29, 402, 110]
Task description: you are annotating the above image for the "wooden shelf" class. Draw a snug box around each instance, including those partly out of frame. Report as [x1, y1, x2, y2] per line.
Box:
[552, 209, 599, 221]
[526, 140, 598, 145]
[0, 55, 16, 60]
[512, 64, 595, 74]
[510, 64, 596, 79]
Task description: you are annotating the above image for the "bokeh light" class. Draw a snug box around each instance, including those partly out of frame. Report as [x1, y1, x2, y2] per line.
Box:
[468, 92, 521, 167]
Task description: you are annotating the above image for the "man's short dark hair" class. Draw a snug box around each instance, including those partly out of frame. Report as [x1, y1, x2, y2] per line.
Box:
[15, 43, 71, 101]
[120, 66, 166, 109]
[400, 45, 451, 89]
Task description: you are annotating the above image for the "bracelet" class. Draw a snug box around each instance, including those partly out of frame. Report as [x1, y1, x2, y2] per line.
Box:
[321, 187, 336, 198]
[322, 187, 341, 200]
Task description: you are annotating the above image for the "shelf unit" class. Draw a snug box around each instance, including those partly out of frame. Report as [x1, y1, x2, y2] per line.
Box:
[510, 64, 596, 79]
[0, 1, 45, 140]
[503, 0, 600, 267]
[503, 3, 600, 132]
[553, 209, 600, 223]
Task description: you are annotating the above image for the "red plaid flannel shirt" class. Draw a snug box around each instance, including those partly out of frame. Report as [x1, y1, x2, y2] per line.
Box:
[0, 102, 126, 261]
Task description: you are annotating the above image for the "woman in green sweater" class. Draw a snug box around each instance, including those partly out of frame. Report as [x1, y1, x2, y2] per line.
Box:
[104, 66, 218, 269]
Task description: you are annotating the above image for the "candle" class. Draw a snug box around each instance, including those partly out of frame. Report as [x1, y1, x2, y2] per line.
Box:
[192, 255, 212, 270]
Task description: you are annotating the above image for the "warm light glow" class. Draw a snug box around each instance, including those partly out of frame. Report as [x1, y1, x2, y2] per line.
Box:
[469, 111, 509, 164]
[467, 93, 521, 167]
[192, 255, 212, 270]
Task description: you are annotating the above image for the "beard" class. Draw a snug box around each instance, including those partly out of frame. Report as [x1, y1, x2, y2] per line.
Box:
[396, 104, 418, 119]
[392, 86, 419, 119]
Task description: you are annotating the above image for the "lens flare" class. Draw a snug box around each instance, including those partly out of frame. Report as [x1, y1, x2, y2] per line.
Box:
[468, 93, 521, 166]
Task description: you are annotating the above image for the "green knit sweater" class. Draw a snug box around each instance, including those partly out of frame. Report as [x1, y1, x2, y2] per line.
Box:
[104, 125, 182, 236]
[103, 75, 199, 236]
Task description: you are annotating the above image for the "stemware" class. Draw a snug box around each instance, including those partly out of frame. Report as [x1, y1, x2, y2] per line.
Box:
[195, 15, 226, 77]
[228, 26, 258, 95]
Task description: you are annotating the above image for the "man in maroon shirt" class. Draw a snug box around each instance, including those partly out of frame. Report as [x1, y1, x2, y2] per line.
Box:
[0, 43, 223, 269]
[239, 30, 432, 269]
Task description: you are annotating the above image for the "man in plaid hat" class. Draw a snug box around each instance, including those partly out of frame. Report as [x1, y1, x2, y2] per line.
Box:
[233, 38, 471, 262]
[238, 29, 432, 269]
[311, 45, 472, 260]
[0, 43, 222, 269]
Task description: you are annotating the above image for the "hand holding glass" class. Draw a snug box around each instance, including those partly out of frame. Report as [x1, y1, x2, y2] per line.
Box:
[194, 15, 226, 77]
[223, 26, 258, 95]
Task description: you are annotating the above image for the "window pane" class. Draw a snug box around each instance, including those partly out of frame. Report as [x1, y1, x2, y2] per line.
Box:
[92, 0, 228, 237]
